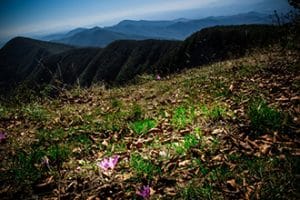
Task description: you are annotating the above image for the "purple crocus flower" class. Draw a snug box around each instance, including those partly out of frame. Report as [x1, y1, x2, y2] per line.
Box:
[156, 75, 161, 80]
[97, 155, 119, 171]
[137, 185, 151, 199]
[0, 132, 6, 143]
[98, 158, 110, 171]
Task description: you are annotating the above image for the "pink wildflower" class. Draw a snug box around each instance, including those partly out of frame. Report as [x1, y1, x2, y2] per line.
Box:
[137, 185, 151, 199]
[156, 74, 161, 80]
[0, 132, 6, 143]
[97, 155, 119, 171]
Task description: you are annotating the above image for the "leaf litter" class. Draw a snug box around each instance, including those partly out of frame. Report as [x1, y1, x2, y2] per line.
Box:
[0, 47, 299, 199]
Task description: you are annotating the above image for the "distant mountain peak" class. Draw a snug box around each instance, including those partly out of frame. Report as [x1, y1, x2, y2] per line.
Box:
[90, 26, 101, 30]
[38, 11, 274, 48]
[67, 27, 87, 34]
[116, 20, 136, 26]
[173, 18, 190, 22]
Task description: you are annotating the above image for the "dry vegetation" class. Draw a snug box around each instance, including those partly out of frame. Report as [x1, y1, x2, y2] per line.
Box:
[0, 47, 299, 199]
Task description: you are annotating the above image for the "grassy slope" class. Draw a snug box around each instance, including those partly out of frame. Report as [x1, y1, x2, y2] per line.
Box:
[0, 47, 299, 199]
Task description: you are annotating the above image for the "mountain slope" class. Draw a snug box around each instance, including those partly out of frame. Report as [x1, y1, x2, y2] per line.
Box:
[78, 25, 283, 86]
[0, 25, 285, 91]
[28, 47, 101, 86]
[0, 37, 74, 88]
[79, 39, 180, 86]
[156, 25, 283, 74]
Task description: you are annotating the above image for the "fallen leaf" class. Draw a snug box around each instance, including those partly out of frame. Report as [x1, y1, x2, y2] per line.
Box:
[159, 150, 167, 158]
[179, 129, 190, 135]
[259, 144, 271, 155]
[164, 187, 177, 196]
[178, 160, 191, 167]
[291, 96, 300, 101]
[86, 195, 96, 200]
[115, 172, 133, 181]
[102, 140, 109, 147]
[226, 179, 237, 190]
[245, 186, 254, 200]
[229, 84, 234, 92]
[212, 155, 223, 162]
[276, 96, 289, 101]
[212, 129, 223, 135]
[148, 128, 161, 134]
[35, 176, 54, 188]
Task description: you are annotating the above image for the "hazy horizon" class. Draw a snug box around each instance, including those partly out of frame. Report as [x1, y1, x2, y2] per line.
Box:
[0, 0, 293, 44]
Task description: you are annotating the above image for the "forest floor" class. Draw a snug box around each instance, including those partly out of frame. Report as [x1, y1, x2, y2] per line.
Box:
[0, 46, 299, 199]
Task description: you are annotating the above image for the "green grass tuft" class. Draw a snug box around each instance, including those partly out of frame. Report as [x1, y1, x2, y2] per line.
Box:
[22, 104, 50, 122]
[183, 134, 200, 150]
[130, 119, 156, 135]
[200, 104, 226, 121]
[181, 183, 214, 200]
[171, 106, 195, 129]
[11, 149, 45, 185]
[248, 99, 282, 133]
[130, 153, 160, 179]
[129, 103, 143, 121]
[47, 144, 70, 166]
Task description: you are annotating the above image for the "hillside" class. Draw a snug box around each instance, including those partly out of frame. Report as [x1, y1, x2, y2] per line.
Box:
[79, 39, 180, 86]
[0, 37, 74, 88]
[157, 25, 284, 73]
[0, 47, 299, 199]
[28, 47, 101, 86]
[0, 25, 284, 91]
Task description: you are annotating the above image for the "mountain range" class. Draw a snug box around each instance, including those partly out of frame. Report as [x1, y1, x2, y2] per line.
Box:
[0, 24, 283, 91]
[40, 12, 274, 47]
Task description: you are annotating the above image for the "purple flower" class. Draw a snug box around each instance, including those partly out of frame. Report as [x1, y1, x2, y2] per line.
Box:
[97, 155, 119, 171]
[98, 158, 110, 170]
[0, 132, 6, 143]
[137, 185, 151, 199]
[156, 75, 161, 80]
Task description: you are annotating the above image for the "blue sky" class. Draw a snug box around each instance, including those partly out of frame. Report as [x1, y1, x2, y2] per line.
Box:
[0, 0, 292, 41]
